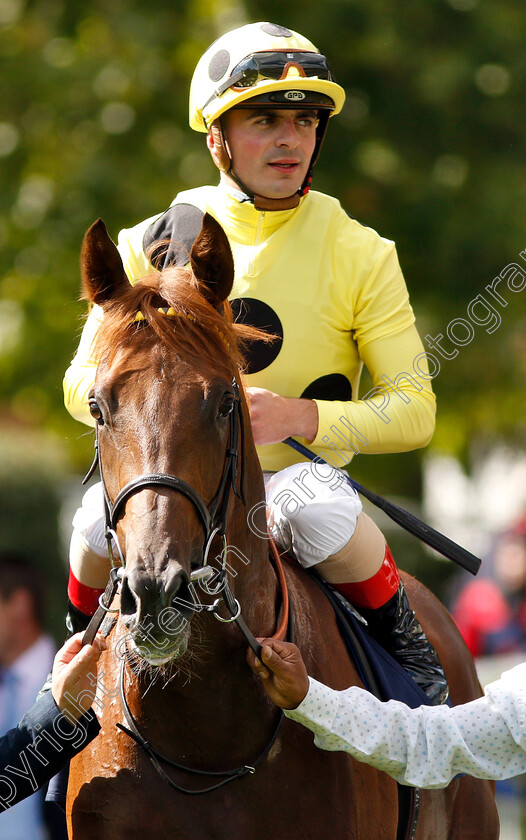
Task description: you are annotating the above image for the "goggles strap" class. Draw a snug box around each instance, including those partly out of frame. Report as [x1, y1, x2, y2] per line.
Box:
[202, 52, 333, 125]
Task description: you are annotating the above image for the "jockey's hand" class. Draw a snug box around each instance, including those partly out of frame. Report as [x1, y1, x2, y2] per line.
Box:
[52, 633, 107, 722]
[246, 387, 318, 446]
[247, 638, 309, 710]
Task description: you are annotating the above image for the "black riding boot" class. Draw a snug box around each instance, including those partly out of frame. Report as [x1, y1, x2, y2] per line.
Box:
[65, 601, 93, 636]
[360, 580, 449, 705]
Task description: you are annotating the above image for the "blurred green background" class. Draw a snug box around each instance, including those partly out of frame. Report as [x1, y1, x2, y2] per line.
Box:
[0, 0, 525, 630]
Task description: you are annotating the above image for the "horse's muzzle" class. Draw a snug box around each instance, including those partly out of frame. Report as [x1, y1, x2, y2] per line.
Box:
[120, 565, 194, 664]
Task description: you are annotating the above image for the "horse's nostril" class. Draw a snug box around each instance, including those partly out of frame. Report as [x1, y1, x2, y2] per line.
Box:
[119, 566, 192, 623]
[170, 577, 196, 621]
[120, 576, 138, 618]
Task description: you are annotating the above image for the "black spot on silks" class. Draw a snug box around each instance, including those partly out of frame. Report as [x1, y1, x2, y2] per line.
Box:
[230, 297, 284, 374]
[143, 204, 205, 270]
[301, 374, 353, 402]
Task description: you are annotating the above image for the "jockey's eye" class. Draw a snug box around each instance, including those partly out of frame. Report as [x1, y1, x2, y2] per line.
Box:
[218, 394, 235, 418]
[88, 398, 104, 425]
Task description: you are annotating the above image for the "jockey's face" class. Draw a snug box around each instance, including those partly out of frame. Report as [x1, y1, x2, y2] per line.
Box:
[212, 107, 317, 200]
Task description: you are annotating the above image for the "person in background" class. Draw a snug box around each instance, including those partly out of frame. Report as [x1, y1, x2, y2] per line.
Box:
[247, 637, 526, 788]
[0, 551, 59, 838]
[453, 516, 526, 658]
[452, 515, 526, 814]
[0, 632, 104, 809]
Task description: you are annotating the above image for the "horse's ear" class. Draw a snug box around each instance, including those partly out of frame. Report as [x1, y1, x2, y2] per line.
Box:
[81, 219, 129, 307]
[189, 213, 234, 309]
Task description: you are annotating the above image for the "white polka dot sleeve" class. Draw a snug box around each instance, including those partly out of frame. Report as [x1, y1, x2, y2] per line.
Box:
[285, 664, 526, 788]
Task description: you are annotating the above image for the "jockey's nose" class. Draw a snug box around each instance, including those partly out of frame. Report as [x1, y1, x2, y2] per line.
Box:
[276, 115, 301, 148]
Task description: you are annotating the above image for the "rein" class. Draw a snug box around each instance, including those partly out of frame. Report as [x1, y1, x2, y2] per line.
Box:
[111, 539, 291, 795]
[116, 657, 284, 795]
[83, 535, 291, 795]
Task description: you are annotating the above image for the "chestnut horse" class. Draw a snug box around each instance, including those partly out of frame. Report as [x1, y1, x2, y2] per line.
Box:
[67, 215, 498, 839]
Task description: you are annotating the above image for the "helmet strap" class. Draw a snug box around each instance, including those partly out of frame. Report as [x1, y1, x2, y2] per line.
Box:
[227, 168, 302, 211]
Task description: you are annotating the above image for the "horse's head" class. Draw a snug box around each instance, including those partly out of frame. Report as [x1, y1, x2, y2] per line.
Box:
[81, 214, 267, 665]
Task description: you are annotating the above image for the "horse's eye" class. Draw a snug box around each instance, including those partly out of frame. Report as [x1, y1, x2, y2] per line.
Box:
[218, 395, 235, 418]
[88, 399, 104, 425]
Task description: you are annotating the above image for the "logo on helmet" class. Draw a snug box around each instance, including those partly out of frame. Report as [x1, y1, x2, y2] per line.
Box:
[284, 90, 306, 101]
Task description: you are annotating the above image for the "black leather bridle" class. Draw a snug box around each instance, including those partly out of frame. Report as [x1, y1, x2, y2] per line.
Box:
[81, 374, 265, 659]
[85, 375, 245, 571]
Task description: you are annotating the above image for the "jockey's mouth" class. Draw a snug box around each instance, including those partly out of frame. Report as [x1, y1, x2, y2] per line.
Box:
[268, 159, 301, 172]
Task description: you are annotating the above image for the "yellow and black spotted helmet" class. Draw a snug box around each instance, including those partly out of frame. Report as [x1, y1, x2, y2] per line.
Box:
[189, 22, 346, 132]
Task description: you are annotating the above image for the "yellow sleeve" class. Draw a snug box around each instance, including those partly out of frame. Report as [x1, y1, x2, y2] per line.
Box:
[117, 215, 157, 281]
[310, 324, 436, 461]
[63, 215, 158, 426]
[63, 305, 103, 426]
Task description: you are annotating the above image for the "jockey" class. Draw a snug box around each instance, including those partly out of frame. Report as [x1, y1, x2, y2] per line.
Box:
[63, 22, 447, 704]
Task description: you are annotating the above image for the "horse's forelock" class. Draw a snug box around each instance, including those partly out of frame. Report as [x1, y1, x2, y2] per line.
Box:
[92, 266, 268, 375]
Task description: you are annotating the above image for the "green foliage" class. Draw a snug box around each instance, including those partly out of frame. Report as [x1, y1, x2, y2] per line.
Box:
[0, 0, 233, 467]
[0, 428, 69, 637]
[0, 0, 525, 473]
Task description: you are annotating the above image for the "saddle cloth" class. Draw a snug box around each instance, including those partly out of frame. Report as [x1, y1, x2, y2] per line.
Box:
[307, 569, 442, 708]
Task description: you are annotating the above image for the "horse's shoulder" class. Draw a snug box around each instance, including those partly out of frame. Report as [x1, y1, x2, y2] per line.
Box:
[279, 554, 362, 689]
[281, 553, 338, 617]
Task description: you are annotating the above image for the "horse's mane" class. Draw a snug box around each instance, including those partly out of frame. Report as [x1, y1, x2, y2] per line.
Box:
[90, 265, 268, 375]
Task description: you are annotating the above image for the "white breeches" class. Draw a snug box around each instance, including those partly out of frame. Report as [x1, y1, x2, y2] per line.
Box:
[264, 462, 362, 566]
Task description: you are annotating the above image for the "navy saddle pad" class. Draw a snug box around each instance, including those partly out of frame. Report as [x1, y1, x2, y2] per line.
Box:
[307, 570, 441, 709]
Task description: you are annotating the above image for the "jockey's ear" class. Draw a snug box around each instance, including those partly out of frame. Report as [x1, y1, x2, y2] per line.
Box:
[189, 213, 234, 310]
[81, 219, 129, 307]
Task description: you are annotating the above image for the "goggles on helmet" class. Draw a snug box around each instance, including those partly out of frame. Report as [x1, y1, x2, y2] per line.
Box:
[204, 51, 335, 110]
